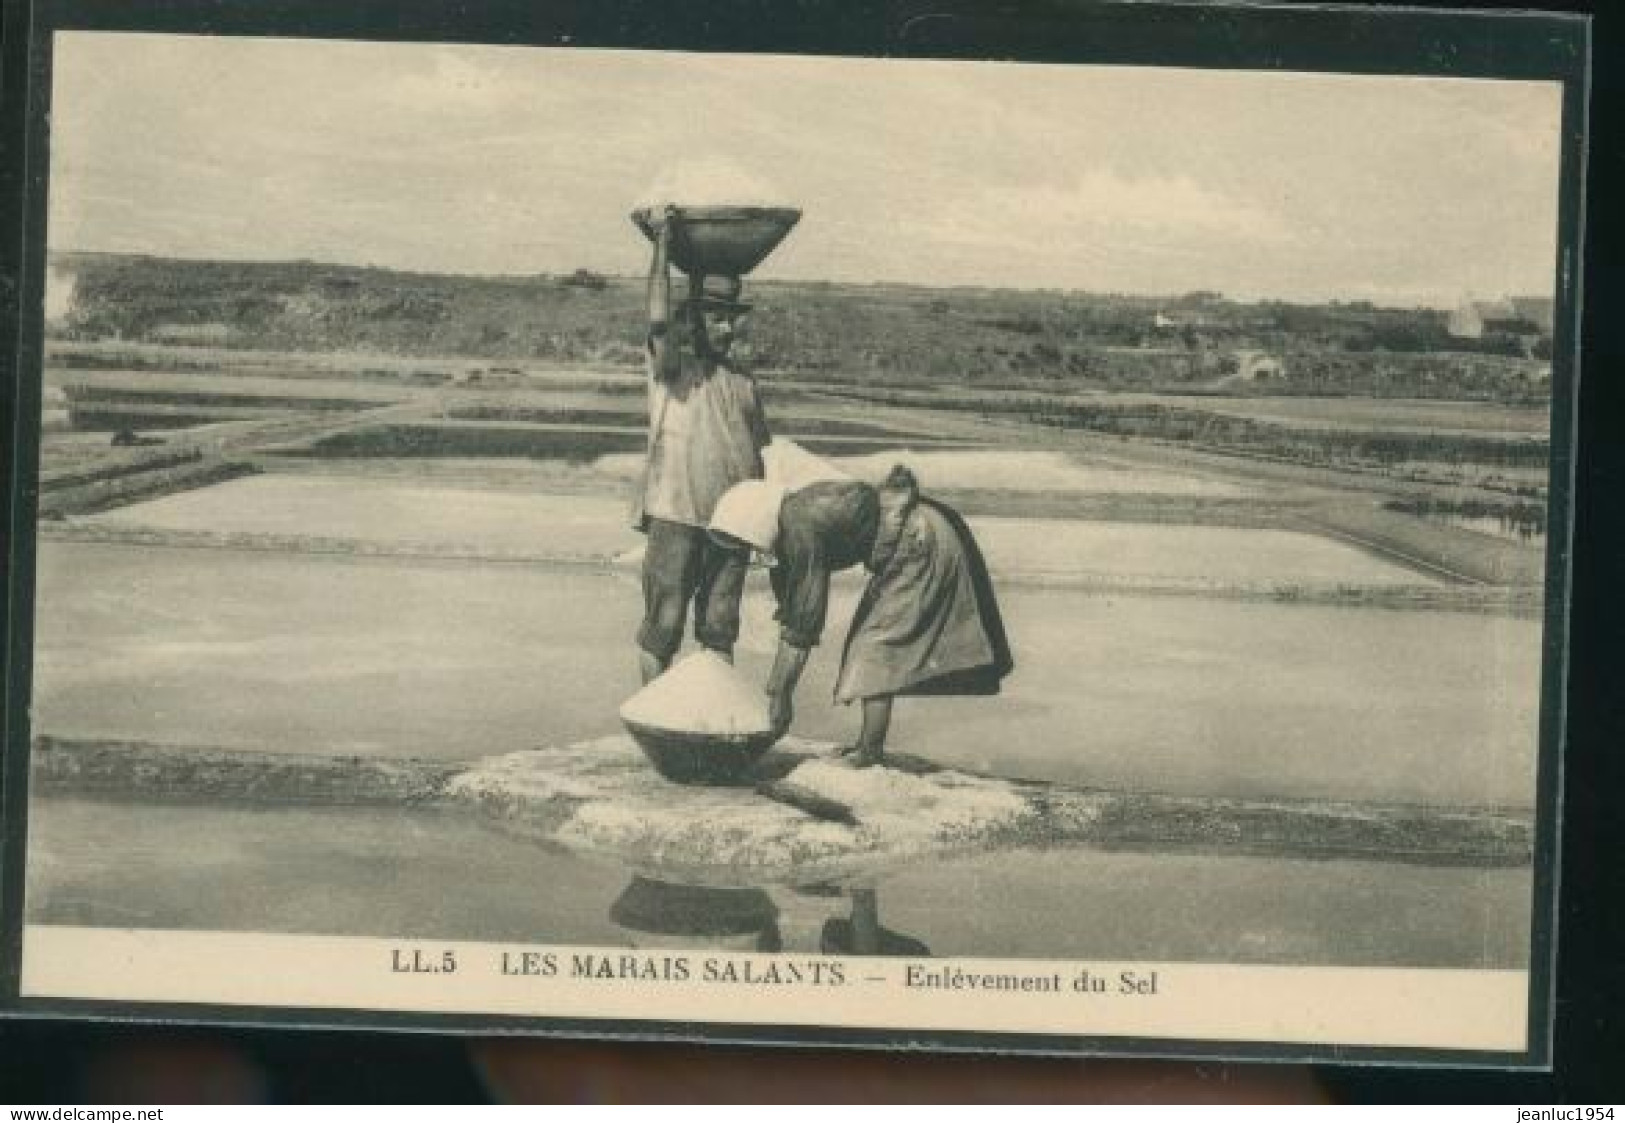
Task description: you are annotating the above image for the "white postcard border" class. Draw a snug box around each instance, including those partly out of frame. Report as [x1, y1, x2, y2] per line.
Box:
[23, 926, 1527, 1053]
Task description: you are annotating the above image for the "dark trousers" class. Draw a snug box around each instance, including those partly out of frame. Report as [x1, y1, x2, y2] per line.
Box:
[637, 518, 747, 660]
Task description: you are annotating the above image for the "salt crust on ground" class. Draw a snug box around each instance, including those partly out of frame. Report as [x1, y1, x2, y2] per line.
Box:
[446, 735, 1051, 880]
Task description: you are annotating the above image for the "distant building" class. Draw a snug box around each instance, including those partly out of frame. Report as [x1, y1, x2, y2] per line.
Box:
[1448, 296, 1551, 340]
[1230, 349, 1285, 381]
[1509, 296, 1555, 333]
[1153, 310, 1218, 331]
[1447, 302, 1482, 339]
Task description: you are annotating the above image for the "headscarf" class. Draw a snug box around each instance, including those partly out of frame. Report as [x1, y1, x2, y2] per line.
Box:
[708, 479, 788, 563]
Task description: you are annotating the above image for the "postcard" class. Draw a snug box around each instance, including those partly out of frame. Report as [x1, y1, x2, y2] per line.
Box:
[1, 0, 1586, 1067]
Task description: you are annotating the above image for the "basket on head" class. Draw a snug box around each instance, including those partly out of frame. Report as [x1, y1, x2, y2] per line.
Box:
[632, 205, 801, 277]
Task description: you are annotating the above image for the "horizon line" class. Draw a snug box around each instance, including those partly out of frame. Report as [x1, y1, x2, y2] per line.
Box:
[45, 247, 1528, 311]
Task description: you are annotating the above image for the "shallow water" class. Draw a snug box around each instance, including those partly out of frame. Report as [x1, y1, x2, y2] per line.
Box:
[971, 518, 1435, 586]
[830, 449, 1253, 497]
[24, 796, 1531, 968]
[83, 474, 1426, 587]
[592, 447, 1253, 497]
[35, 542, 1540, 807]
[92, 475, 642, 560]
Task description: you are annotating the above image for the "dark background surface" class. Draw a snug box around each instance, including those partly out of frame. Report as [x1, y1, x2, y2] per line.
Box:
[0, 0, 1619, 1103]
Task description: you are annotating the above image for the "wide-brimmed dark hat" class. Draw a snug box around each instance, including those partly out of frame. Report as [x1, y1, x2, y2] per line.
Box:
[683, 274, 752, 314]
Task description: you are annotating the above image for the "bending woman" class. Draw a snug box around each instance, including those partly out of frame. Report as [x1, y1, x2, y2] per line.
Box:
[708, 466, 1013, 767]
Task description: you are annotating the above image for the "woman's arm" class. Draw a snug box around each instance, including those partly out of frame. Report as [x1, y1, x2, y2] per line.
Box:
[765, 513, 832, 736]
[766, 639, 811, 736]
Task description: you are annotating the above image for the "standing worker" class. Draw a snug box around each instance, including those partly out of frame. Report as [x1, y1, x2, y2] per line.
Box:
[632, 206, 772, 684]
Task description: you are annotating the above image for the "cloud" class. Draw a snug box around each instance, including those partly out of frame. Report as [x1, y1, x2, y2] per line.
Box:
[1036, 174, 1282, 238]
[375, 47, 536, 114]
[46, 33, 1561, 301]
[909, 173, 1292, 258]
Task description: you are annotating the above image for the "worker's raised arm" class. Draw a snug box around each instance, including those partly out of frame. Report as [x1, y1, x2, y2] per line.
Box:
[646, 206, 680, 383]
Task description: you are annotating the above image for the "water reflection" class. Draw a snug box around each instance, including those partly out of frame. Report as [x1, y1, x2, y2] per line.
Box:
[609, 876, 783, 952]
[23, 795, 1535, 968]
[606, 877, 931, 957]
[819, 885, 932, 958]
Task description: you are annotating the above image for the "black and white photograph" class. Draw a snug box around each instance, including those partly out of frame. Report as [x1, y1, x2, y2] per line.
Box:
[4, 4, 1586, 1064]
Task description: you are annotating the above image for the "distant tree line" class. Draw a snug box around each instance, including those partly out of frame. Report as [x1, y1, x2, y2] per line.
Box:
[50, 254, 1551, 403]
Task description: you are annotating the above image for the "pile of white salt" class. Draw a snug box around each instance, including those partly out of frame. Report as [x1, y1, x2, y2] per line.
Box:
[619, 650, 773, 737]
[633, 158, 787, 211]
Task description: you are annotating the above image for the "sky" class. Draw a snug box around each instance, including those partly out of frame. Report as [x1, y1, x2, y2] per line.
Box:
[48, 32, 1566, 306]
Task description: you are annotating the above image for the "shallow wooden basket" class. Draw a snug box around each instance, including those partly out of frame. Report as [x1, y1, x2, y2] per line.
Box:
[622, 719, 778, 786]
[630, 205, 802, 278]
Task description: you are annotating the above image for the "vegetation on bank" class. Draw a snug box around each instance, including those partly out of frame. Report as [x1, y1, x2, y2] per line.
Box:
[39, 458, 257, 518]
[40, 445, 205, 491]
[1382, 497, 1546, 539]
[51, 253, 1552, 403]
[61, 385, 383, 412]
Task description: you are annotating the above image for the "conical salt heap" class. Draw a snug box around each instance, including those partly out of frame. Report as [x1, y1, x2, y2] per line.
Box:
[620, 651, 772, 737]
